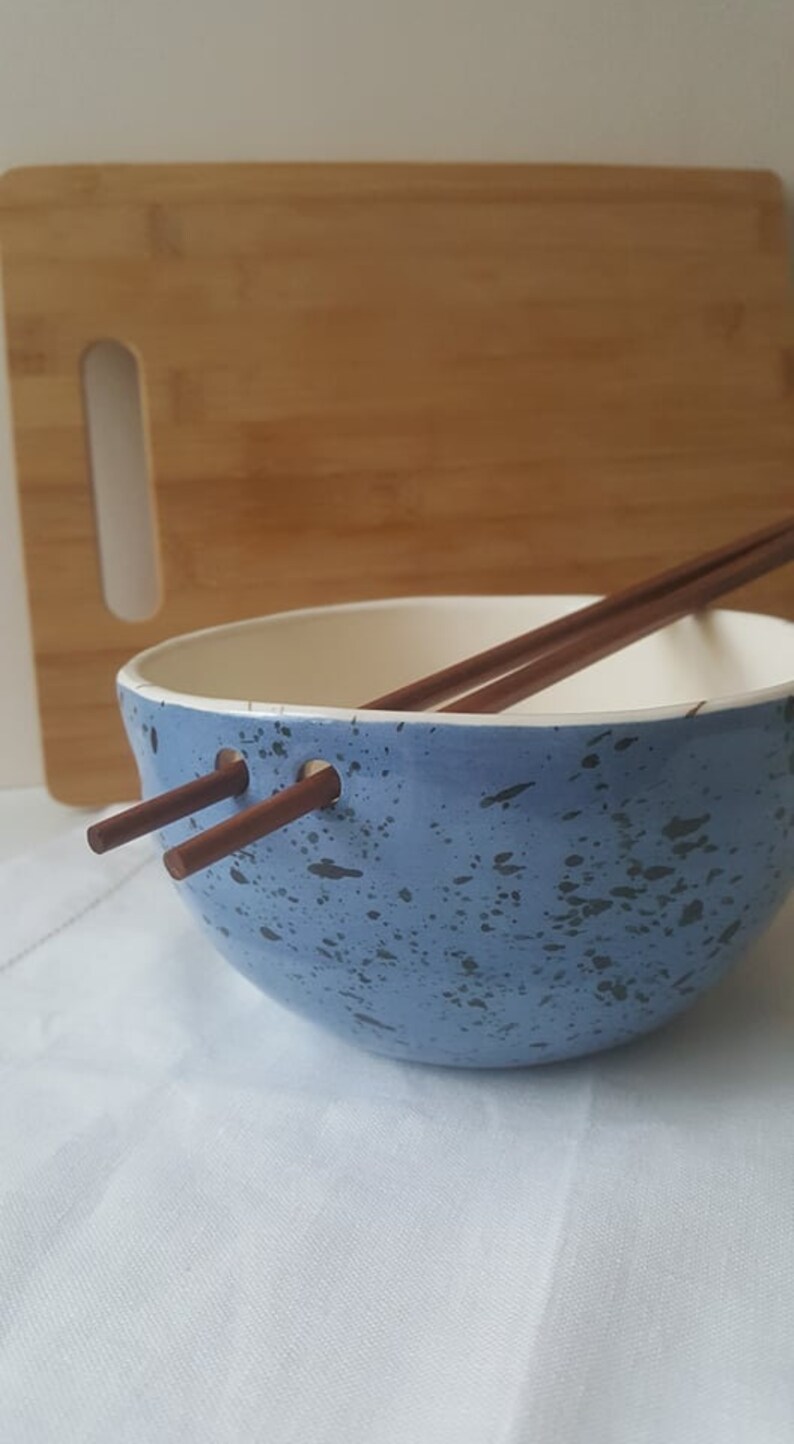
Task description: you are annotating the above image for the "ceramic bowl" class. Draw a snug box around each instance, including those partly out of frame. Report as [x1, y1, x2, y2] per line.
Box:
[118, 597, 794, 1067]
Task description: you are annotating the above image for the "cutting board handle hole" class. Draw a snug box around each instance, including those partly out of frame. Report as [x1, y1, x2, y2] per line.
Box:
[81, 339, 161, 622]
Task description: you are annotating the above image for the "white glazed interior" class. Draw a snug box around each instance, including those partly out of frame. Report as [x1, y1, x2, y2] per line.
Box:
[120, 596, 794, 727]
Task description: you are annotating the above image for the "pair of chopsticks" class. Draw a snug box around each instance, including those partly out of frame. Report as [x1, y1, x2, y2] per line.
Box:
[88, 516, 794, 880]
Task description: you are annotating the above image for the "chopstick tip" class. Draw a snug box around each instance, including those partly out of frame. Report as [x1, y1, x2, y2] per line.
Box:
[86, 823, 109, 855]
[163, 847, 189, 882]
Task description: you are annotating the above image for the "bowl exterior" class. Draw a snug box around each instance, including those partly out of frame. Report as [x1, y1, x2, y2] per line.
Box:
[119, 686, 794, 1067]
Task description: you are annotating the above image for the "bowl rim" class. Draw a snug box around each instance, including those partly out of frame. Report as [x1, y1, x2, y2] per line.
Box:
[118, 594, 794, 730]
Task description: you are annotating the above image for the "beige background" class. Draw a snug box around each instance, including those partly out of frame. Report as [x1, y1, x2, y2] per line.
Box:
[1, 0, 792, 791]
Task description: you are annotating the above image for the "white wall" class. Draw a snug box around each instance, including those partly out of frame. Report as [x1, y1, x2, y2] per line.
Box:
[1, 0, 792, 790]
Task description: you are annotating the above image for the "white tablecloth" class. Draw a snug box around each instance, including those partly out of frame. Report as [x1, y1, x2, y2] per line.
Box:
[0, 808, 792, 1443]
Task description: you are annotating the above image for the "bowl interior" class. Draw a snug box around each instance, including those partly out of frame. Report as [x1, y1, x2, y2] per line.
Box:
[124, 596, 794, 722]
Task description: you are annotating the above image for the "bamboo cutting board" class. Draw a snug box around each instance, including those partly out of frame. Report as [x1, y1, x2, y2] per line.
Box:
[1, 163, 792, 805]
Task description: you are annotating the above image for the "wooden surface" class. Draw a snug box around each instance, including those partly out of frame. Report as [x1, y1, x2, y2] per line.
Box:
[1, 163, 792, 805]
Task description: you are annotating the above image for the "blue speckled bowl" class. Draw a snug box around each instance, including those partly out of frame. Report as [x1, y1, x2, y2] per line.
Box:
[118, 596, 794, 1067]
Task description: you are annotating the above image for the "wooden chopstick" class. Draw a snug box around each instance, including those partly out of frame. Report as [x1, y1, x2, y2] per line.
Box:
[444, 521, 794, 713]
[162, 517, 793, 880]
[94, 516, 790, 857]
[87, 756, 249, 854]
[164, 766, 341, 880]
[368, 515, 794, 711]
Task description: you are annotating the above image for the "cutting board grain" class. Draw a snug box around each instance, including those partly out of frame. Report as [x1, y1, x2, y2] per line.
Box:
[1, 163, 792, 804]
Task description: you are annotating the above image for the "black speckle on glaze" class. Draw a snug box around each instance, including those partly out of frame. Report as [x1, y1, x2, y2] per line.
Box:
[354, 1013, 396, 1032]
[260, 925, 281, 941]
[150, 725, 158, 753]
[230, 866, 249, 885]
[678, 899, 704, 927]
[308, 859, 364, 880]
[718, 918, 741, 946]
[662, 813, 711, 841]
[480, 782, 535, 809]
[597, 979, 628, 1001]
